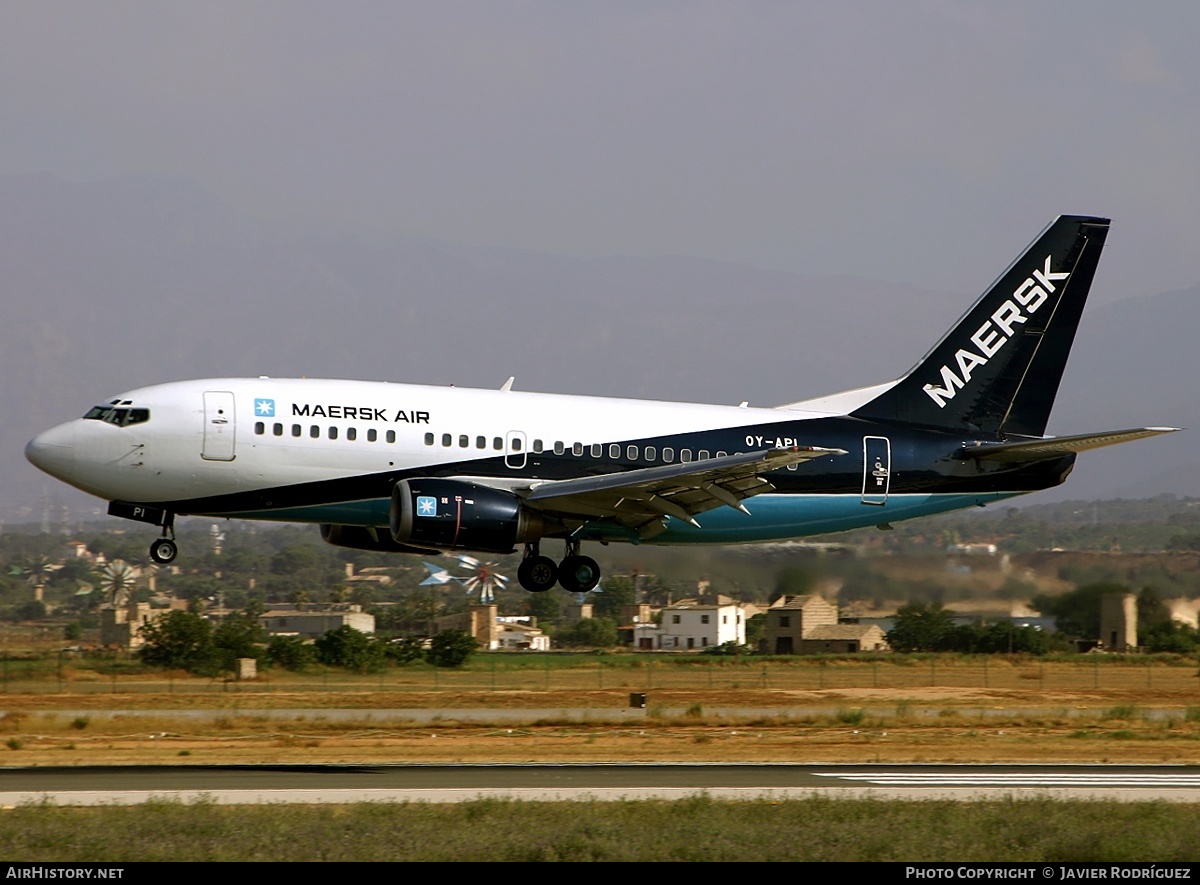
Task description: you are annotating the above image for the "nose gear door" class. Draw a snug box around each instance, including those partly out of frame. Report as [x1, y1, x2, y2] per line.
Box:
[202, 391, 237, 461]
[861, 435, 890, 505]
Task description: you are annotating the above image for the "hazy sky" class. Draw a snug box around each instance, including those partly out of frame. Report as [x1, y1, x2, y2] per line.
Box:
[3, 1, 1200, 302]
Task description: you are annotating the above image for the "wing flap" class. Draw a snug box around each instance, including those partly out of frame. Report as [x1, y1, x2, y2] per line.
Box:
[958, 427, 1180, 462]
[524, 446, 844, 530]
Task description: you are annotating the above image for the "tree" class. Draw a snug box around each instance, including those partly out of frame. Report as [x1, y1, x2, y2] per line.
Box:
[745, 612, 766, 650]
[1142, 620, 1200, 654]
[267, 635, 316, 671]
[940, 620, 1067, 655]
[593, 575, 635, 620]
[885, 602, 956, 652]
[12, 599, 46, 622]
[524, 588, 562, 624]
[1136, 586, 1172, 644]
[139, 610, 218, 673]
[384, 636, 425, 665]
[314, 625, 387, 672]
[553, 617, 618, 649]
[1031, 581, 1128, 640]
[426, 629, 477, 668]
[211, 612, 268, 670]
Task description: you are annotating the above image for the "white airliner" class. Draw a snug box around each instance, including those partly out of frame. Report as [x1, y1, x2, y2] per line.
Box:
[26, 216, 1177, 594]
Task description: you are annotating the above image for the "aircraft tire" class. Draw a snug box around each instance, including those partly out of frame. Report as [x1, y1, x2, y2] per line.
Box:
[558, 554, 601, 594]
[518, 555, 558, 593]
[150, 538, 178, 564]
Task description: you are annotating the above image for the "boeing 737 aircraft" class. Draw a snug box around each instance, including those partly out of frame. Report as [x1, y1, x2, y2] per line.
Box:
[25, 216, 1177, 594]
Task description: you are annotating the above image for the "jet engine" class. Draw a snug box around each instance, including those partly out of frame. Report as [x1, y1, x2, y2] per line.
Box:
[319, 523, 439, 555]
[390, 478, 547, 554]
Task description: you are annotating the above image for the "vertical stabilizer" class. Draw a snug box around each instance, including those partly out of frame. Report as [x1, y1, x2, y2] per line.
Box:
[851, 215, 1109, 436]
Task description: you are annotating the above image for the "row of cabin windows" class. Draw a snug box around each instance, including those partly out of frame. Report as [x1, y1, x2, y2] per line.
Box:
[252, 423, 798, 471]
[419, 433, 760, 465]
[254, 422, 398, 443]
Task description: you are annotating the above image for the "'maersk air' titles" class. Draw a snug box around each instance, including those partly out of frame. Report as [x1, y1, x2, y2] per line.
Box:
[24, 215, 1178, 595]
[924, 255, 1069, 408]
[292, 403, 431, 423]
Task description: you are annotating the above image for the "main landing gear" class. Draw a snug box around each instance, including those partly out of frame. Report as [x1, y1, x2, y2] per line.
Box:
[517, 540, 601, 595]
[149, 516, 178, 565]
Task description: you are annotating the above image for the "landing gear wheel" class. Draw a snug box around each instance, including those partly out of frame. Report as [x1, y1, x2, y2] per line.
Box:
[558, 554, 601, 594]
[149, 538, 178, 564]
[518, 556, 558, 592]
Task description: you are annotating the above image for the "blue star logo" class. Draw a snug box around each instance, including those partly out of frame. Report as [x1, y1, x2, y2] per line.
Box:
[416, 496, 437, 517]
[254, 398, 275, 417]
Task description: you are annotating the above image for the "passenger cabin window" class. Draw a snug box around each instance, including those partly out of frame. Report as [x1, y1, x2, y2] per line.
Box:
[442, 434, 452, 447]
[627, 445, 639, 460]
[386, 430, 396, 443]
[83, 406, 150, 427]
[572, 442, 583, 456]
[681, 449, 692, 462]
[591, 443, 602, 458]
[254, 422, 264, 435]
[310, 425, 319, 438]
[292, 424, 301, 437]
[424, 433, 433, 445]
[328, 427, 338, 440]
[699, 450, 710, 460]
[609, 444, 621, 459]
[532, 439, 543, 453]
[459, 435, 469, 448]
[662, 447, 674, 463]
[644, 446, 656, 461]
[347, 428, 357, 441]
[273, 423, 283, 436]
[494, 437, 503, 450]
[371, 430, 380, 443]
[476, 436, 486, 449]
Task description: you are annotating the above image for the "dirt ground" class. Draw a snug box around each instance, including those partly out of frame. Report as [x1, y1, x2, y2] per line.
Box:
[2, 684, 1198, 766]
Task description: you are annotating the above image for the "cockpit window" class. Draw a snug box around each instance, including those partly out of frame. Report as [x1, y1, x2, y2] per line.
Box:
[83, 406, 150, 426]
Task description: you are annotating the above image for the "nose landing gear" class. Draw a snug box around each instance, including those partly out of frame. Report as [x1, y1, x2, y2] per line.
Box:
[149, 517, 178, 564]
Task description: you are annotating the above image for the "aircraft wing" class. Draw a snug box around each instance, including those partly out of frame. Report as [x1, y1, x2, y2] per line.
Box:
[958, 427, 1180, 463]
[523, 446, 845, 538]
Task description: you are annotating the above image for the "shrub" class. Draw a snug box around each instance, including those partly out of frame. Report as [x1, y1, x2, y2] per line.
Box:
[426, 629, 477, 668]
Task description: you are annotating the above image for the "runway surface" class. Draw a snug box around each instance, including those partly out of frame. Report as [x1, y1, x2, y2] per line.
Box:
[2, 763, 1199, 805]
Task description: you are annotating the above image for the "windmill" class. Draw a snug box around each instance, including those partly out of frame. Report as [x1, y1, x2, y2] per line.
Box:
[454, 555, 509, 605]
[420, 556, 510, 605]
[98, 560, 136, 608]
[18, 555, 60, 602]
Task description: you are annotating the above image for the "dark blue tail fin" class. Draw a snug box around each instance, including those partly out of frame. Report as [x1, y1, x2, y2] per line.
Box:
[851, 215, 1110, 437]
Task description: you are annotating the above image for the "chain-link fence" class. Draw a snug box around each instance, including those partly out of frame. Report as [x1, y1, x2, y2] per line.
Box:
[0, 653, 1196, 697]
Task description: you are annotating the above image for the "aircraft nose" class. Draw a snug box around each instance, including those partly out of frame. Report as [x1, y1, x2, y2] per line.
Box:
[25, 422, 77, 479]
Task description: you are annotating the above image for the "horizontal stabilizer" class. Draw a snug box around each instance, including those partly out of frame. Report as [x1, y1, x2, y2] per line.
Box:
[958, 427, 1180, 463]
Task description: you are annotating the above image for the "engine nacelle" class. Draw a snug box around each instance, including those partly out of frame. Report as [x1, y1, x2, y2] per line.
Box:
[390, 478, 546, 554]
[319, 523, 439, 555]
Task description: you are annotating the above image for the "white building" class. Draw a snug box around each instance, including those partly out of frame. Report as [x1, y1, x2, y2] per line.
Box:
[658, 602, 745, 651]
[496, 617, 550, 651]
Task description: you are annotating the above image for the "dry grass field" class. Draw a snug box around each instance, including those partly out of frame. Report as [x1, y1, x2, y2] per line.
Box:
[1, 656, 1198, 766]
